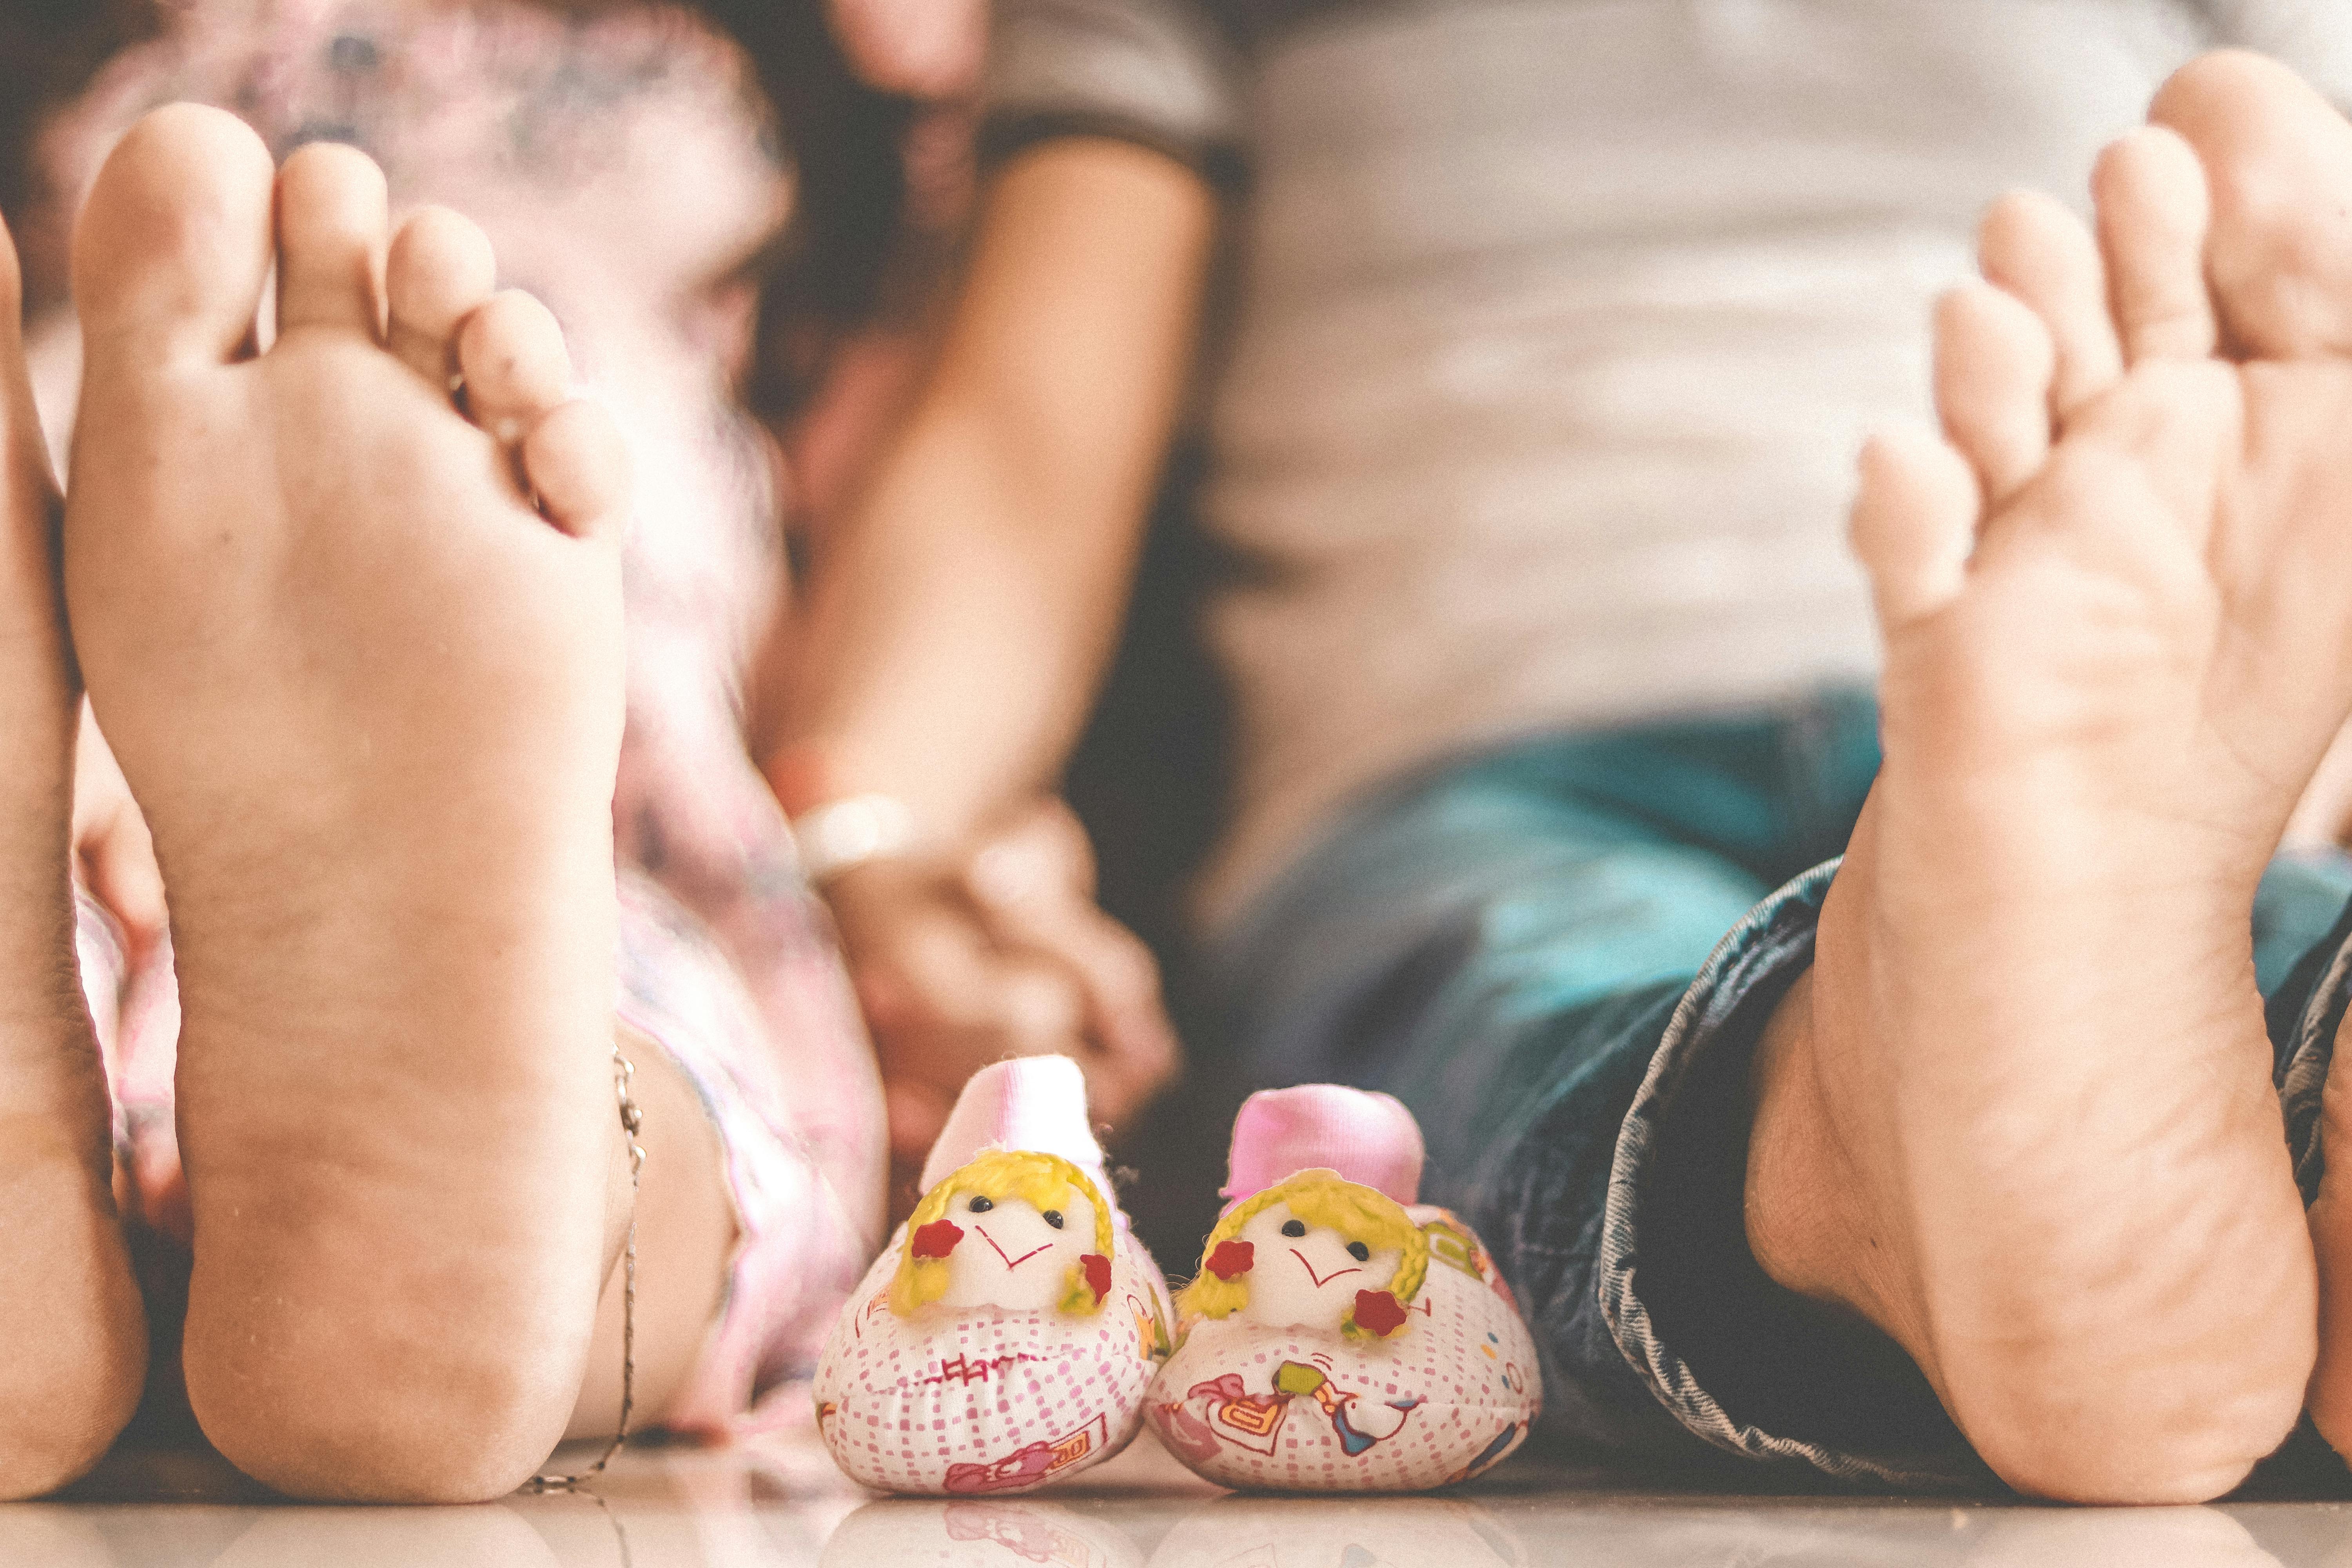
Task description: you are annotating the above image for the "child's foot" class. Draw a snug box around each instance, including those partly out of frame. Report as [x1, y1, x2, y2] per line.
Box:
[0, 204, 146, 1498]
[1747, 124, 2350, 1501]
[63, 106, 632, 1503]
[2149, 49, 2352, 1473]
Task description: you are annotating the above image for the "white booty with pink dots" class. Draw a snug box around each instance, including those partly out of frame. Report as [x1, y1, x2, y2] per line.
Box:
[813, 1056, 1174, 1494]
[1146, 1087, 1542, 1491]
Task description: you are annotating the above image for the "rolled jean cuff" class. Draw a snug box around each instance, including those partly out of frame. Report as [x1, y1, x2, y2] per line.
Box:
[1599, 857, 1989, 1491]
[2272, 884, 2352, 1204]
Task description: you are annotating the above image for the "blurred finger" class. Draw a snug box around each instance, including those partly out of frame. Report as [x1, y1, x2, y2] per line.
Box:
[969, 798, 1101, 905]
[81, 813, 167, 956]
[73, 704, 168, 957]
[967, 879, 1177, 1125]
[885, 1078, 953, 1165]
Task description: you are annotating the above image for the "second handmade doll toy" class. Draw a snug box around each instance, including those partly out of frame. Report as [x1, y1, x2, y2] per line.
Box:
[1148, 1087, 1542, 1491]
[813, 1056, 1173, 1494]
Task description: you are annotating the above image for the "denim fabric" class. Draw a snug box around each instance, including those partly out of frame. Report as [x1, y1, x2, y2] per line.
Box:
[1209, 689, 2352, 1488]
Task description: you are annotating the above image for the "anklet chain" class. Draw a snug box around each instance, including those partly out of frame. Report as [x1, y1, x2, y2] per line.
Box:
[524, 1041, 646, 1494]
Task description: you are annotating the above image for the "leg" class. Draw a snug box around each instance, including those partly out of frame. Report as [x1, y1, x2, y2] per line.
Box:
[597, 872, 877, 1436]
[0, 204, 145, 1497]
[563, 1025, 733, 1441]
[1749, 108, 2352, 1499]
[65, 107, 630, 1502]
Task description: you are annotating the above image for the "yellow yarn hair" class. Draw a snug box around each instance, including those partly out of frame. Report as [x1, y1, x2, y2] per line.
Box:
[889, 1149, 1117, 1317]
[1176, 1170, 1429, 1337]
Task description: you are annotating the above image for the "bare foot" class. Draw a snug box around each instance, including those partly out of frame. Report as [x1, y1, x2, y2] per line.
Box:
[0, 200, 145, 1499]
[2150, 48, 2352, 1474]
[64, 106, 632, 1503]
[1747, 123, 2351, 1501]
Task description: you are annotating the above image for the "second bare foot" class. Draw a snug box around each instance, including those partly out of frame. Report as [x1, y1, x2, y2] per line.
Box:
[1748, 125, 2349, 1502]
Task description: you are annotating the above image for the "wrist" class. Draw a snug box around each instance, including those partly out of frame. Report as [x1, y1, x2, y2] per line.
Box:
[789, 793, 925, 886]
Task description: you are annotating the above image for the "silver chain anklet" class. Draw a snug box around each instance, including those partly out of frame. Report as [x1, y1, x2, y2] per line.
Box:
[524, 1041, 646, 1494]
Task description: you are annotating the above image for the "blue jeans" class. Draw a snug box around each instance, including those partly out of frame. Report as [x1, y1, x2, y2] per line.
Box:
[1209, 690, 2352, 1488]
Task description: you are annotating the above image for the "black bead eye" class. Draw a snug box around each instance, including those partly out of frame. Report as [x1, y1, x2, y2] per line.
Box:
[968, 1196, 993, 1213]
[1042, 1209, 1065, 1229]
[1347, 1241, 1371, 1262]
[1281, 1220, 1306, 1238]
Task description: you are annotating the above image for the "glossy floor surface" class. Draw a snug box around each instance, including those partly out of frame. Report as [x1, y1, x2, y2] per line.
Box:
[15, 1416, 2352, 1566]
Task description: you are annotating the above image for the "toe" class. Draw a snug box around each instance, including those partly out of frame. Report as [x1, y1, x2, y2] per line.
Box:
[1934, 281, 2055, 506]
[2151, 49, 2352, 358]
[1978, 190, 2122, 418]
[456, 291, 572, 444]
[1849, 427, 1977, 632]
[2092, 128, 2216, 365]
[521, 399, 631, 540]
[274, 142, 390, 339]
[71, 105, 275, 366]
[386, 207, 495, 388]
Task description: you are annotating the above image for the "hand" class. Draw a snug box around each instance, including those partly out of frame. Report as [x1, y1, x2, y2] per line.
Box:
[72, 702, 166, 966]
[826, 0, 985, 98]
[823, 798, 1178, 1169]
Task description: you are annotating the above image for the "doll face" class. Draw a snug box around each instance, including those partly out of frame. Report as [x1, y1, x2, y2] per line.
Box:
[933, 1189, 1102, 1313]
[1232, 1201, 1403, 1332]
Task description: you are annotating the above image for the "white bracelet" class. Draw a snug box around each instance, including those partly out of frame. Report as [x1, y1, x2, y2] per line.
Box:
[791, 793, 920, 884]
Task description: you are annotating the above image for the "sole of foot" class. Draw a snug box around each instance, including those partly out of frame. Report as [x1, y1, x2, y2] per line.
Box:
[64, 105, 632, 1503]
[2151, 48, 2352, 1474]
[0, 192, 147, 1500]
[1746, 112, 2352, 1502]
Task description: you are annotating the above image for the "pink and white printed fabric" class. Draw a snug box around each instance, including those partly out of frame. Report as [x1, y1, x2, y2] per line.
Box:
[1149, 1203, 1539, 1491]
[815, 1058, 1175, 1494]
[1147, 1086, 1541, 1491]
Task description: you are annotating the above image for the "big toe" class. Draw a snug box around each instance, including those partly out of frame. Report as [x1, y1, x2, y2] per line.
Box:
[2152, 49, 2352, 358]
[72, 104, 275, 367]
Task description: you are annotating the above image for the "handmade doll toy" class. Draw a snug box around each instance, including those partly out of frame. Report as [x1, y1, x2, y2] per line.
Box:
[1149, 1087, 1542, 1492]
[813, 1056, 1174, 1495]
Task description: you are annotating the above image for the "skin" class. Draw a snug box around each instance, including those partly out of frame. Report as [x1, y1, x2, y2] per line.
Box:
[760, 137, 1214, 1169]
[771, 31, 2352, 1495]
[2133, 49, 2352, 1475]
[772, 38, 2352, 1498]
[1744, 64, 2352, 1501]
[48, 0, 1184, 1211]
[18, 15, 2352, 1512]
[0, 205, 148, 1503]
[24, 0, 799, 1478]
[29, 102, 704, 1503]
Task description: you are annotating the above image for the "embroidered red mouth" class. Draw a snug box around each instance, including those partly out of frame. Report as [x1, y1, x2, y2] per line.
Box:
[1290, 1249, 1361, 1289]
[979, 1227, 1051, 1270]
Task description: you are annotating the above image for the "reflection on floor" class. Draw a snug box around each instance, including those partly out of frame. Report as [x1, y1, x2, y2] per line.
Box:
[13, 1409, 2352, 1566]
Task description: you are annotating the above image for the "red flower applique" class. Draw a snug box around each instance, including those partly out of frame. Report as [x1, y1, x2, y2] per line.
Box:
[1206, 1239, 1254, 1280]
[1081, 1253, 1112, 1300]
[912, 1219, 964, 1259]
[1353, 1289, 1408, 1336]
